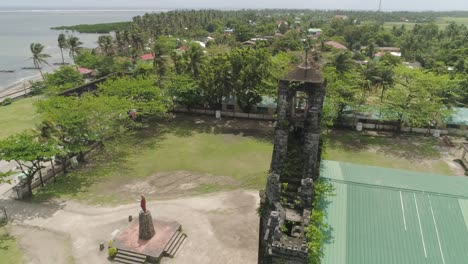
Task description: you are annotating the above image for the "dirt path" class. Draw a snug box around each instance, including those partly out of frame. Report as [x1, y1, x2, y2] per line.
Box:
[10, 225, 73, 264]
[1, 190, 259, 264]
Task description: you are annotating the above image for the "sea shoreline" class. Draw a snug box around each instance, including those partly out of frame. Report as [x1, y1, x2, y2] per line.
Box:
[0, 74, 42, 101]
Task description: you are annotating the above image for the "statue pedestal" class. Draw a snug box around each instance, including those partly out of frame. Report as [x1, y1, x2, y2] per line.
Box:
[139, 210, 156, 240]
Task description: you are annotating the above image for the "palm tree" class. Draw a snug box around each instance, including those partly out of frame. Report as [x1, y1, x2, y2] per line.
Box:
[153, 40, 168, 80]
[30, 43, 50, 80]
[67, 36, 83, 64]
[330, 51, 354, 74]
[97, 35, 114, 56]
[184, 43, 204, 76]
[57, 33, 68, 65]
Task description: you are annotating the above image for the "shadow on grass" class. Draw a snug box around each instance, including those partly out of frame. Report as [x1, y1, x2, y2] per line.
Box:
[328, 129, 440, 160]
[0, 235, 14, 251]
[33, 113, 274, 202]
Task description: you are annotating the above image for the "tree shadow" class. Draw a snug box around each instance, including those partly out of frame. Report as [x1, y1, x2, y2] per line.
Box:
[0, 198, 65, 223]
[32, 113, 275, 202]
[0, 232, 15, 251]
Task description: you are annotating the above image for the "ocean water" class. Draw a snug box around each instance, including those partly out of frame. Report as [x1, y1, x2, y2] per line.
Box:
[0, 10, 152, 90]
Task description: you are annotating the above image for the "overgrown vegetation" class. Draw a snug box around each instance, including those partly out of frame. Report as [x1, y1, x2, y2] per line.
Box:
[306, 178, 335, 264]
[51, 22, 132, 33]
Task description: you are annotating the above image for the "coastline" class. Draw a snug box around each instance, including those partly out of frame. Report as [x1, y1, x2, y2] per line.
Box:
[0, 74, 42, 101]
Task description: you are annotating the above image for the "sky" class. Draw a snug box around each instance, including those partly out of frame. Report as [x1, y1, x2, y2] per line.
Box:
[1, 0, 468, 11]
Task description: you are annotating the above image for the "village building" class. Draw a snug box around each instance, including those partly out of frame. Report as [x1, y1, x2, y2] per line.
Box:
[324, 41, 348, 50]
[321, 160, 468, 264]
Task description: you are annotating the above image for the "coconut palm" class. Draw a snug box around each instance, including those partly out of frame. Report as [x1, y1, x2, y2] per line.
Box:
[57, 33, 68, 65]
[184, 43, 204, 76]
[30, 43, 50, 80]
[329, 51, 354, 74]
[97, 35, 114, 56]
[153, 40, 168, 79]
[67, 36, 83, 64]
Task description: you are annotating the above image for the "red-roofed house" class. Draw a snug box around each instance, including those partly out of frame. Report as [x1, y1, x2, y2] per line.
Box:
[325, 41, 348, 50]
[140, 53, 155, 61]
[177, 45, 189, 52]
[78, 67, 92, 75]
[334, 15, 349, 20]
[77, 67, 93, 79]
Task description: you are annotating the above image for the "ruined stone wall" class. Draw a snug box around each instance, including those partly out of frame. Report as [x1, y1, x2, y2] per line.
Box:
[259, 72, 325, 264]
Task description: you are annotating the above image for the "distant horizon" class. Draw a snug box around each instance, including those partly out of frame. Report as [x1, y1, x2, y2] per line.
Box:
[1, 6, 468, 12]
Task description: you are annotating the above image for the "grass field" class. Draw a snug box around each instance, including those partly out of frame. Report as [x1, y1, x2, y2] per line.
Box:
[34, 117, 273, 204]
[0, 96, 40, 139]
[0, 225, 23, 264]
[327, 131, 454, 175]
[33, 115, 455, 205]
[383, 16, 468, 29]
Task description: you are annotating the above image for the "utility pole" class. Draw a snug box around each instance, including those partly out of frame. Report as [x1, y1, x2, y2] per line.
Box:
[378, 0, 382, 12]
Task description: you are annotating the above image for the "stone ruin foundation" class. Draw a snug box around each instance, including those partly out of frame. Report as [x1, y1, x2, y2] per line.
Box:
[258, 60, 325, 264]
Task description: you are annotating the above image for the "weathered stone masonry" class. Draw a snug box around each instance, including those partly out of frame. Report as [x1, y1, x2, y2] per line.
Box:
[258, 61, 325, 264]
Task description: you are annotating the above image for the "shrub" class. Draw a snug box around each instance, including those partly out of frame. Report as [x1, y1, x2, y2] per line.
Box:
[108, 247, 117, 258]
[107, 240, 118, 259]
[0, 98, 12, 106]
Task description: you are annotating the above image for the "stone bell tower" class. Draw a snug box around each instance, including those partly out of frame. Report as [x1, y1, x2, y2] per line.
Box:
[258, 58, 325, 264]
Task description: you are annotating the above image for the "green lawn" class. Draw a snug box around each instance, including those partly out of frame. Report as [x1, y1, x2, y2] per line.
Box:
[0, 225, 23, 264]
[383, 16, 468, 29]
[327, 130, 454, 175]
[0, 96, 40, 139]
[34, 117, 273, 204]
[34, 116, 455, 205]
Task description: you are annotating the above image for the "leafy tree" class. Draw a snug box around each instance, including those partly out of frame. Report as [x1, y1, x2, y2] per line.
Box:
[278, 22, 289, 34]
[58, 33, 68, 64]
[233, 23, 255, 42]
[0, 132, 57, 197]
[98, 76, 170, 117]
[36, 95, 130, 164]
[382, 66, 453, 130]
[167, 73, 203, 110]
[75, 49, 104, 69]
[44, 66, 84, 94]
[323, 66, 363, 121]
[230, 47, 273, 113]
[29, 43, 51, 80]
[199, 53, 232, 110]
[273, 30, 303, 52]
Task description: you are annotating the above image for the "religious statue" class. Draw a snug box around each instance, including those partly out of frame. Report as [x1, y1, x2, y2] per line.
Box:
[140, 195, 147, 213]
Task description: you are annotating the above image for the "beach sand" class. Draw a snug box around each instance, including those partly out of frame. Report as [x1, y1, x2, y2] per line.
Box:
[0, 74, 42, 102]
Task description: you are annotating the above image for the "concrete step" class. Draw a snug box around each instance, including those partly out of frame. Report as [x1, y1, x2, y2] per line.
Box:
[114, 253, 146, 264]
[166, 232, 183, 255]
[167, 233, 186, 257]
[114, 250, 146, 264]
[114, 255, 145, 264]
[164, 230, 181, 253]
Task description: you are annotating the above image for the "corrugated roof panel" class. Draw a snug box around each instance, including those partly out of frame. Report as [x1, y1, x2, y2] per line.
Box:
[322, 181, 347, 264]
[322, 161, 468, 264]
[323, 161, 468, 197]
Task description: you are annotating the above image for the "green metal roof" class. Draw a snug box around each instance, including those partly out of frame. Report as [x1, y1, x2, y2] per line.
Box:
[445, 107, 468, 126]
[322, 161, 468, 264]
